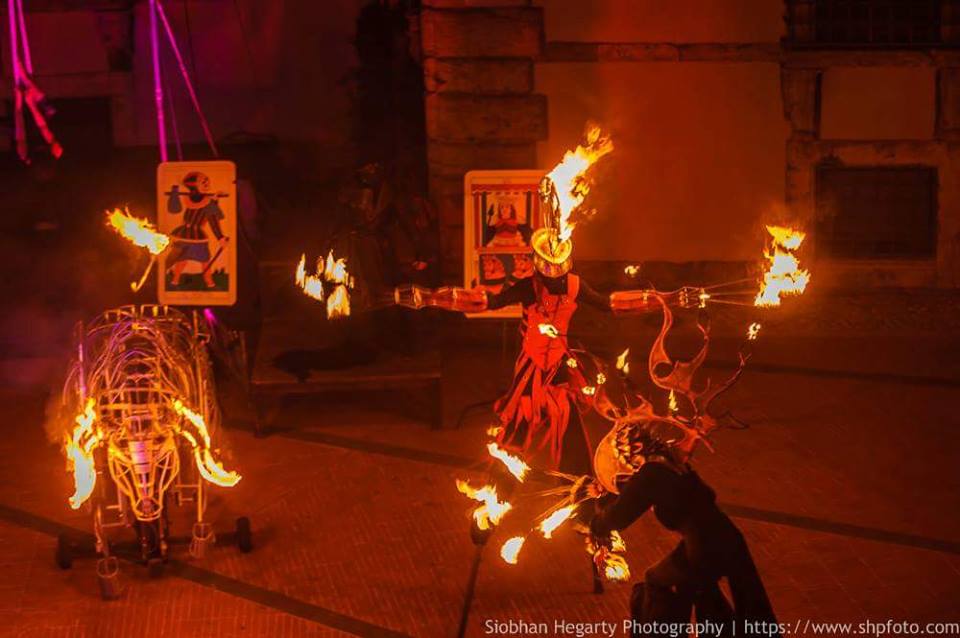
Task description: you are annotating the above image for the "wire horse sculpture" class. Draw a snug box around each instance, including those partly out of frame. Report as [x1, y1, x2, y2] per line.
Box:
[57, 305, 248, 598]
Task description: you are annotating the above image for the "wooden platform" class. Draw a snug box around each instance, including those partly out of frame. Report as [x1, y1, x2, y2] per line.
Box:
[250, 318, 443, 431]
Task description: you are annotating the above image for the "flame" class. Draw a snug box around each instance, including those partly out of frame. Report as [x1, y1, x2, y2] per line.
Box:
[326, 284, 351, 319]
[624, 265, 640, 277]
[604, 553, 631, 581]
[747, 322, 761, 341]
[609, 530, 626, 552]
[755, 225, 810, 307]
[596, 373, 606, 385]
[172, 399, 241, 488]
[538, 323, 560, 339]
[106, 208, 170, 255]
[582, 386, 596, 396]
[486, 425, 504, 438]
[456, 480, 512, 530]
[587, 531, 630, 582]
[566, 357, 578, 369]
[487, 442, 530, 482]
[295, 250, 352, 318]
[65, 398, 100, 509]
[539, 504, 577, 539]
[616, 348, 630, 375]
[545, 124, 613, 241]
[500, 536, 525, 565]
[325, 250, 350, 285]
[668, 390, 679, 414]
[295, 254, 324, 301]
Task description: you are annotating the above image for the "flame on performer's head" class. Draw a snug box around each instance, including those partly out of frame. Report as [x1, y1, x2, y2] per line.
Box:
[106, 207, 170, 255]
[538, 504, 577, 539]
[456, 480, 511, 530]
[487, 442, 530, 482]
[65, 397, 100, 509]
[545, 124, 613, 242]
[755, 225, 810, 307]
[500, 536, 525, 565]
[172, 399, 241, 488]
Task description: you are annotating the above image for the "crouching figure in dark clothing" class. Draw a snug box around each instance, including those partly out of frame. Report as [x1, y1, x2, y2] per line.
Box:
[590, 421, 780, 638]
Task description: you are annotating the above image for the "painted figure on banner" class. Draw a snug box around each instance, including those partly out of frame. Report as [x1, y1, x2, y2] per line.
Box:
[158, 161, 237, 306]
[166, 171, 229, 289]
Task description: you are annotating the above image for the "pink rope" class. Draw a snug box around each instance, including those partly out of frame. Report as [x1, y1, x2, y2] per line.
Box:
[15, 0, 32, 75]
[149, 0, 169, 162]
[155, 0, 219, 157]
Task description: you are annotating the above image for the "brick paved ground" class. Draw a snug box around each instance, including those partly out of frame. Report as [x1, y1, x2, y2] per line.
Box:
[0, 325, 959, 637]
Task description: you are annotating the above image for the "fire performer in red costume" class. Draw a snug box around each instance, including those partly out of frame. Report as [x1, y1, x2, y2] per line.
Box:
[396, 178, 698, 475]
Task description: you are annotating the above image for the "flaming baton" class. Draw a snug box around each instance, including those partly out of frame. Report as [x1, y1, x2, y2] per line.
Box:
[106, 207, 171, 292]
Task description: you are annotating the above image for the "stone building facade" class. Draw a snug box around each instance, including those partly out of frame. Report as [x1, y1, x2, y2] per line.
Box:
[421, 0, 960, 287]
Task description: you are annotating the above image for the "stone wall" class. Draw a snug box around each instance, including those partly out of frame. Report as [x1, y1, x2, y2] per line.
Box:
[420, 0, 546, 279]
[781, 50, 960, 287]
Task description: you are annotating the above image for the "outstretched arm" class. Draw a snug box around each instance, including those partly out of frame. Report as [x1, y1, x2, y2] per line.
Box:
[610, 286, 699, 314]
[393, 285, 488, 313]
[395, 277, 534, 314]
[590, 467, 657, 537]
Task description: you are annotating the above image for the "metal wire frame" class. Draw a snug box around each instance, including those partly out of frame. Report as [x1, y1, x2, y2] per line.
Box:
[61, 305, 220, 558]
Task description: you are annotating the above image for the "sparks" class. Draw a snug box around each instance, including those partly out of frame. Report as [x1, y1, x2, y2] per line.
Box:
[545, 124, 613, 242]
[668, 389, 679, 414]
[596, 372, 606, 385]
[172, 399, 241, 488]
[538, 323, 560, 339]
[755, 225, 810, 307]
[539, 504, 577, 539]
[106, 207, 170, 255]
[486, 424, 504, 438]
[456, 480, 512, 530]
[487, 442, 530, 482]
[582, 386, 596, 396]
[500, 536, 525, 565]
[624, 265, 640, 277]
[65, 397, 100, 509]
[616, 348, 630, 375]
[747, 322, 761, 341]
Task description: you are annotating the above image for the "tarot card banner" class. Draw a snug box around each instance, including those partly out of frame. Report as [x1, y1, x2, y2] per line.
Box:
[464, 170, 544, 319]
[157, 161, 237, 306]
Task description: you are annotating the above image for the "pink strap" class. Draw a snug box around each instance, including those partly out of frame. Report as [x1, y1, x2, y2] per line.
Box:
[148, 0, 168, 162]
[155, 0, 219, 157]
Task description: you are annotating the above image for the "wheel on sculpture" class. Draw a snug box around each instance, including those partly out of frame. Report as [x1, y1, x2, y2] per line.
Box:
[236, 516, 253, 553]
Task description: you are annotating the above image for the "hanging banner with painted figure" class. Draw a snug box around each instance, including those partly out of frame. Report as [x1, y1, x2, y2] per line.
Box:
[157, 161, 237, 306]
[464, 170, 544, 319]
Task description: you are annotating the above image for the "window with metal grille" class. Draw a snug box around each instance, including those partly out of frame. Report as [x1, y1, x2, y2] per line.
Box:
[786, 0, 951, 46]
[816, 166, 937, 259]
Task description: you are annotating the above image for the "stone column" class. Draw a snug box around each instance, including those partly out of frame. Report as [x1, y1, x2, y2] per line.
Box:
[420, 0, 546, 280]
[781, 67, 822, 230]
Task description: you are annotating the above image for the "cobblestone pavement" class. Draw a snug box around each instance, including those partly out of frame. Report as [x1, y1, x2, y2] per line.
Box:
[1, 330, 959, 637]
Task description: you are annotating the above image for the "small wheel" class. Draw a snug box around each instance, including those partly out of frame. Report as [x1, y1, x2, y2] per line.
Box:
[55, 533, 73, 570]
[235, 516, 253, 553]
[147, 557, 164, 579]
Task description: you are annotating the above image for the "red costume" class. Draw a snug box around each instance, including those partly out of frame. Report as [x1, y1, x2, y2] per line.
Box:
[396, 274, 695, 474]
